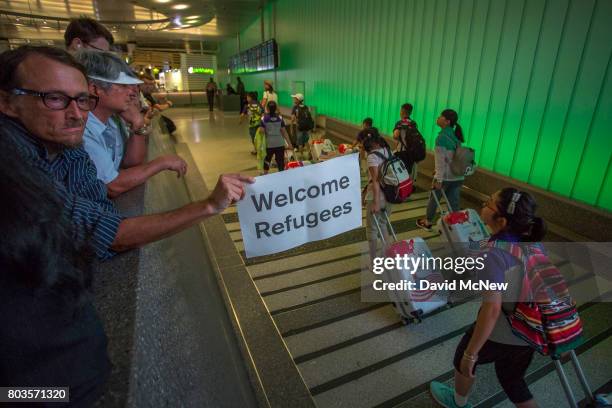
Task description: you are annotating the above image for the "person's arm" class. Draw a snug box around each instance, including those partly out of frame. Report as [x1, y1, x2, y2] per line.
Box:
[111, 174, 254, 251]
[393, 129, 401, 140]
[121, 134, 147, 168]
[153, 101, 172, 111]
[433, 134, 447, 187]
[119, 107, 148, 167]
[459, 292, 502, 378]
[107, 154, 187, 198]
[281, 127, 293, 150]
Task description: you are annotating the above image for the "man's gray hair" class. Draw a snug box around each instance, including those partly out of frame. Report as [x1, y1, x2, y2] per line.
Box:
[74, 49, 135, 89]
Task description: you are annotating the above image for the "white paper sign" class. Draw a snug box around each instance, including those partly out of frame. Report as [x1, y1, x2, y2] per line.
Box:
[237, 154, 362, 258]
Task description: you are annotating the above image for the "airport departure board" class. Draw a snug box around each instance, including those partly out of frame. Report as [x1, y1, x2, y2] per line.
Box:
[229, 39, 278, 74]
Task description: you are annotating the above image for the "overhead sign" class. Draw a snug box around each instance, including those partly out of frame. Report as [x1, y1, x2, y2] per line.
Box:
[237, 154, 362, 258]
[187, 66, 215, 75]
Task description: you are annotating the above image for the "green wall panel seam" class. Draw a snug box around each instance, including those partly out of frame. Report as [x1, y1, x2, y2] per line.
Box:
[595, 156, 612, 208]
[479, 0, 510, 167]
[526, 0, 571, 185]
[492, 0, 526, 173]
[413, 0, 425, 126]
[464, 0, 492, 149]
[424, 0, 439, 143]
[547, 0, 598, 192]
[570, 49, 612, 200]
[445, 0, 462, 113]
[508, 0, 548, 177]
[456, 0, 476, 117]
[430, 0, 451, 138]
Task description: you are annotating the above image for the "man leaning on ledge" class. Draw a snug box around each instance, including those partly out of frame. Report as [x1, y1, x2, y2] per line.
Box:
[75, 49, 187, 197]
[0, 45, 254, 260]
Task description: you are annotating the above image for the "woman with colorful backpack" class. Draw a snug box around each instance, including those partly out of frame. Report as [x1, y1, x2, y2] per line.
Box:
[430, 188, 551, 408]
[417, 109, 465, 231]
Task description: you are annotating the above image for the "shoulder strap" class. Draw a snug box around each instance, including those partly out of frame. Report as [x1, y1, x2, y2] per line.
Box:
[445, 130, 460, 150]
[398, 129, 408, 150]
[370, 150, 387, 161]
[488, 240, 525, 262]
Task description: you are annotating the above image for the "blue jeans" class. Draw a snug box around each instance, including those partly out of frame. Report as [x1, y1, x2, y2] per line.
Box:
[425, 180, 464, 222]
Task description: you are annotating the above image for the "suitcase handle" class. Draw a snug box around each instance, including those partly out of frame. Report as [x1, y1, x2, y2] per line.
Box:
[553, 350, 595, 408]
[371, 208, 398, 247]
[430, 186, 454, 215]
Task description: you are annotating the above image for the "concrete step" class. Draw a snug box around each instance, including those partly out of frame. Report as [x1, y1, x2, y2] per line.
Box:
[289, 263, 597, 389]
[310, 287, 612, 408]
[395, 301, 612, 408]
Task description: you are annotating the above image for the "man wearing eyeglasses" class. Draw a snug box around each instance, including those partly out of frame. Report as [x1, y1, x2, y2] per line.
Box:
[65, 17, 115, 53]
[76, 50, 187, 197]
[0, 45, 254, 260]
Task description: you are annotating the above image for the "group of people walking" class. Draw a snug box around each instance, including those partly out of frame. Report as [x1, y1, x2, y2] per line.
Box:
[354, 101, 551, 408]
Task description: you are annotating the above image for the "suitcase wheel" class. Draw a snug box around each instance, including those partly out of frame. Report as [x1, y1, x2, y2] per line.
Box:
[410, 309, 424, 323]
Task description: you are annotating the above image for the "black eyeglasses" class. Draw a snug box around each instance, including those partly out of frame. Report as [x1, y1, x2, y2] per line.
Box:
[11, 88, 99, 111]
[84, 42, 106, 51]
[481, 197, 500, 215]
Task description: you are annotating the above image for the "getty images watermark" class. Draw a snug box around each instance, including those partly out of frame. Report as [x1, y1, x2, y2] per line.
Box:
[369, 253, 508, 292]
[360, 241, 612, 304]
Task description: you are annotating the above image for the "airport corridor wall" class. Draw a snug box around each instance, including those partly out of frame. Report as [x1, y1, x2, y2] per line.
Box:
[218, 0, 612, 212]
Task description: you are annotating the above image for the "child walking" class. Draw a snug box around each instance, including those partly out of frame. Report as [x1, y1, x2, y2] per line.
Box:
[259, 101, 294, 174]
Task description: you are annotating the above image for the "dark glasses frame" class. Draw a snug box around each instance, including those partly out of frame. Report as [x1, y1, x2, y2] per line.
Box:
[11, 88, 99, 111]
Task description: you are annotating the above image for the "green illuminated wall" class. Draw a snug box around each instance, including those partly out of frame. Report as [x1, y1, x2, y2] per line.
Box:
[218, 0, 612, 211]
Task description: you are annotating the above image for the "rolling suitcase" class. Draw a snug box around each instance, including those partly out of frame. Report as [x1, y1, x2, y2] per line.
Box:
[372, 209, 448, 323]
[311, 138, 335, 162]
[432, 188, 490, 254]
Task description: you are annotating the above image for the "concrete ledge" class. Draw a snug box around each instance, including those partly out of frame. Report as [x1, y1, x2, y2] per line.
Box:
[93, 123, 257, 407]
[176, 143, 316, 408]
[322, 117, 611, 241]
[93, 186, 143, 408]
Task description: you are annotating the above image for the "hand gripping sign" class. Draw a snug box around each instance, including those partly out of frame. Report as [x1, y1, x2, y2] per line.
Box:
[238, 154, 362, 258]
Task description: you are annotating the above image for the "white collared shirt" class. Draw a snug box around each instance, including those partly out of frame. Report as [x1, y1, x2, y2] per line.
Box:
[83, 112, 125, 184]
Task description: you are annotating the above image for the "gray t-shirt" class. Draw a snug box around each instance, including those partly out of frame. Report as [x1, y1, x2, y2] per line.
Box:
[261, 114, 286, 148]
[478, 237, 528, 346]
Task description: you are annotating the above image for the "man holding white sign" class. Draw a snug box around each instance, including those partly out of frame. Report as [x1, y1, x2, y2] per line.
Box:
[238, 154, 362, 258]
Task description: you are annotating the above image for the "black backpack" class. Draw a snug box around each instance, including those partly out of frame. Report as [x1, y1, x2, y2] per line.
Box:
[396, 120, 426, 168]
[296, 105, 315, 131]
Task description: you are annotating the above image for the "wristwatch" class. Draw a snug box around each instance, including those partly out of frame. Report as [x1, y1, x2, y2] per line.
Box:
[133, 125, 150, 136]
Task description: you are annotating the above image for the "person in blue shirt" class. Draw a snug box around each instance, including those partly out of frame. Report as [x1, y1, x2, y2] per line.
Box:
[76, 50, 187, 197]
[0, 45, 254, 260]
[430, 188, 547, 408]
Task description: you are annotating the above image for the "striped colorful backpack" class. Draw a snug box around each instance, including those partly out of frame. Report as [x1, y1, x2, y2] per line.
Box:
[491, 241, 584, 356]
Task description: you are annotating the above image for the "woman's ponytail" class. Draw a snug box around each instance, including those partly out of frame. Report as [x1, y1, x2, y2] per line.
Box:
[441, 109, 464, 142]
[454, 122, 464, 143]
[526, 216, 547, 242]
[496, 188, 547, 242]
